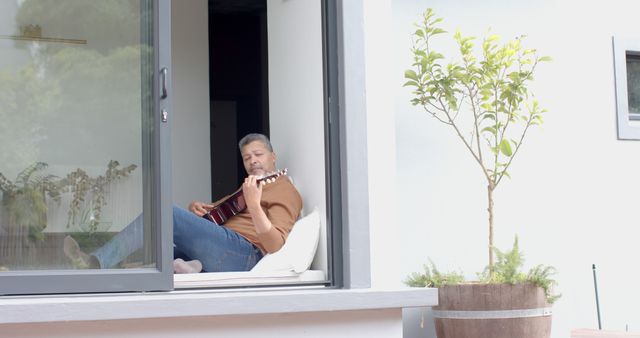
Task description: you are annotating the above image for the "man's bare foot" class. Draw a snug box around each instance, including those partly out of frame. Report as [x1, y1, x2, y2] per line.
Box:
[173, 258, 203, 274]
[63, 235, 99, 268]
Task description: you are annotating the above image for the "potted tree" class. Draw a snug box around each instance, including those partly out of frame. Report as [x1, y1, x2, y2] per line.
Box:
[404, 8, 559, 338]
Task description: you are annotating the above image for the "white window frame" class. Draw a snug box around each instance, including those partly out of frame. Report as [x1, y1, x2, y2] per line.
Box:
[613, 36, 640, 140]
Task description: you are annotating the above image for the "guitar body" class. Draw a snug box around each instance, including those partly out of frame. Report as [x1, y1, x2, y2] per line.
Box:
[204, 191, 246, 224]
[203, 169, 287, 224]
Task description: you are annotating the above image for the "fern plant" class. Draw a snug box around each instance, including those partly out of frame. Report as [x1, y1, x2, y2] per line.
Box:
[405, 260, 465, 288]
[0, 160, 136, 240]
[527, 264, 562, 304]
[406, 237, 560, 303]
[478, 236, 527, 284]
[56, 160, 137, 232]
[0, 162, 59, 241]
[478, 237, 561, 303]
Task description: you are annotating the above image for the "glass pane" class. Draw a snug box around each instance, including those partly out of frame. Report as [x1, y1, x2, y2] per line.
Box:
[626, 53, 640, 118]
[0, 0, 155, 271]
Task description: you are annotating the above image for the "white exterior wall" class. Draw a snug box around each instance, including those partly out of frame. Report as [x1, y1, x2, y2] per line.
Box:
[267, 0, 328, 273]
[171, 0, 211, 208]
[0, 309, 402, 338]
[393, 0, 640, 337]
[363, 0, 400, 289]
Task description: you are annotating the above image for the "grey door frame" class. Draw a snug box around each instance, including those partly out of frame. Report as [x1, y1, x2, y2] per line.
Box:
[0, 0, 174, 295]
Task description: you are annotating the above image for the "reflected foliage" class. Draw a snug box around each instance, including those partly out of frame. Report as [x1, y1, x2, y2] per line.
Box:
[627, 56, 640, 114]
[0, 161, 137, 239]
[15, 0, 141, 53]
[1, 0, 152, 170]
[0, 65, 61, 176]
[0, 0, 151, 270]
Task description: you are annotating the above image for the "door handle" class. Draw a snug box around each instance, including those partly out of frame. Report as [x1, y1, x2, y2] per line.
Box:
[160, 67, 168, 99]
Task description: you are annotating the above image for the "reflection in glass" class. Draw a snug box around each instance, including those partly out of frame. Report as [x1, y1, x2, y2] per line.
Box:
[626, 53, 640, 117]
[0, 0, 154, 271]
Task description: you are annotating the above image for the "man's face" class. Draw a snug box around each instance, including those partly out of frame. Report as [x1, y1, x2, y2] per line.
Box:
[241, 140, 276, 177]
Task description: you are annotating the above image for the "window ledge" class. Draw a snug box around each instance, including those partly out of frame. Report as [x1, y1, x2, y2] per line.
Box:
[0, 287, 437, 324]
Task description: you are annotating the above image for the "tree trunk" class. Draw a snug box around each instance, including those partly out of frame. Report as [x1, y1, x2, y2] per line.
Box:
[487, 182, 495, 275]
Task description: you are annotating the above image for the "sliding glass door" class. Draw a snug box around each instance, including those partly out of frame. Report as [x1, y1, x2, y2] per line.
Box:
[0, 0, 172, 294]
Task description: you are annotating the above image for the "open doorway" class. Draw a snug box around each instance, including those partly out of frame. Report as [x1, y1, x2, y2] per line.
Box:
[209, 0, 268, 201]
[204, 0, 330, 282]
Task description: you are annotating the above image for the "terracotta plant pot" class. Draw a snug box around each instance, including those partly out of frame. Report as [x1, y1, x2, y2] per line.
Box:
[433, 283, 552, 338]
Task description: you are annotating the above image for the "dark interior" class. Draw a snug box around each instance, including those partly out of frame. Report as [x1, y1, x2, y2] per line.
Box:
[208, 0, 268, 200]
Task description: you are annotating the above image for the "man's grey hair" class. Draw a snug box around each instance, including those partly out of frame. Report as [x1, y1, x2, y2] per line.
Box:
[238, 133, 273, 152]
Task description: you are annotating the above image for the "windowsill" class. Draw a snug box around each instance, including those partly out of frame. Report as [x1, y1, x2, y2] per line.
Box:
[0, 287, 438, 324]
[173, 270, 327, 288]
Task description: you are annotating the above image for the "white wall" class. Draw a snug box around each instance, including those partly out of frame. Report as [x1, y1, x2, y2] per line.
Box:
[392, 0, 640, 337]
[171, 0, 211, 208]
[362, 0, 399, 289]
[267, 0, 328, 273]
[0, 309, 403, 338]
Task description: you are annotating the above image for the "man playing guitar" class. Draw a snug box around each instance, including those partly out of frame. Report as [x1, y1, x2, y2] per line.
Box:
[182, 133, 302, 272]
[64, 133, 302, 273]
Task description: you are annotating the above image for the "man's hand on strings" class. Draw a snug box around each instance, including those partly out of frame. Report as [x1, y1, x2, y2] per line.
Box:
[188, 200, 214, 217]
[242, 175, 264, 212]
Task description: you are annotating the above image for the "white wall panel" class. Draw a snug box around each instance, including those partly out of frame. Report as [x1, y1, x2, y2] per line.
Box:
[171, 0, 211, 208]
[267, 0, 327, 272]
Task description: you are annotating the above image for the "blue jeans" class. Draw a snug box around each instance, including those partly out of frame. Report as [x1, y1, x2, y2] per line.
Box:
[92, 206, 263, 272]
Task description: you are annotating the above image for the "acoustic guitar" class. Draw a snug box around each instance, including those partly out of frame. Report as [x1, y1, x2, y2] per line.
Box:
[203, 168, 288, 224]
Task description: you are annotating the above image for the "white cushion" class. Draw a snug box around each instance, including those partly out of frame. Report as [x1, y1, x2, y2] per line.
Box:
[251, 207, 320, 273]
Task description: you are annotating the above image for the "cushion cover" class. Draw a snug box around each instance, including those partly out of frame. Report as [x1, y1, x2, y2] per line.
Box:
[250, 207, 320, 273]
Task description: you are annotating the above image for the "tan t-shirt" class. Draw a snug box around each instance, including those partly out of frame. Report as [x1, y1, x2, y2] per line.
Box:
[220, 176, 302, 254]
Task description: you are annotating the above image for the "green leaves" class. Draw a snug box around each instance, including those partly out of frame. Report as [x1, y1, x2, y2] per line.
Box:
[431, 27, 447, 36]
[403, 80, 419, 88]
[1, 161, 137, 238]
[405, 8, 549, 188]
[528, 264, 562, 304]
[404, 260, 465, 288]
[499, 139, 513, 157]
[477, 236, 561, 303]
[407, 239, 561, 303]
[482, 126, 497, 136]
[404, 69, 419, 82]
[455, 30, 476, 59]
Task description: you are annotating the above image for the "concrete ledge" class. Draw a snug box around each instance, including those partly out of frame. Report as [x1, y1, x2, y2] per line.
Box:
[0, 287, 437, 324]
[572, 329, 640, 338]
